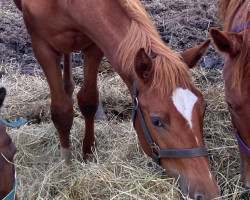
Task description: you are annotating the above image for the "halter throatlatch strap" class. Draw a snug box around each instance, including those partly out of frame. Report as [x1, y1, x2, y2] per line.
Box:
[132, 80, 208, 165]
[232, 21, 250, 33]
[232, 124, 250, 157]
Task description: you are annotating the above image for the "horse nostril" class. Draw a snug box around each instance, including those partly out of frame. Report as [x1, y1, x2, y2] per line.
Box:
[195, 194, 203, 200]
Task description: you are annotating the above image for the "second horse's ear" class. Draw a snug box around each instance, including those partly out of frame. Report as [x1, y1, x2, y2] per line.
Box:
[181, 39, 211, 69]
[210, 27, 243, 56]
[134, 48, 154, 83]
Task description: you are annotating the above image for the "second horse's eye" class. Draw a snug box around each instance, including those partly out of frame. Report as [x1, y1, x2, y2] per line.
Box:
[150, 117, 164, 128]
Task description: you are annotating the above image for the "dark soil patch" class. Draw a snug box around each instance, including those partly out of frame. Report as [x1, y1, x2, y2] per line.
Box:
[1, 0, 221, 72]
[0, 0, 222, 122]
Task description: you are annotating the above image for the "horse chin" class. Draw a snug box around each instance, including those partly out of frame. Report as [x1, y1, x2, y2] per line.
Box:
[161, 160, 220, 200]
[176, 175, 201, 199]
[162, 166, 191, 198]
[172, 173, 202, 200]
[177, 176, 189, 195]
[177, 176, 221, 200]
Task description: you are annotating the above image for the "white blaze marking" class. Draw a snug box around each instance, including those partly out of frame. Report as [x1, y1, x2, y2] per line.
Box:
[195, 136, 199, 145]
[172, 88, 198, 129]
[209, 172, 213, 180]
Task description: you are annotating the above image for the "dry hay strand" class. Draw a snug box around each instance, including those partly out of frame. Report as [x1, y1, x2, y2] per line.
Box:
[0, 63, 51, 123]
[1, 63, 184, 200]
[10, 114, 182, 199]
[1, 61, 250, 199]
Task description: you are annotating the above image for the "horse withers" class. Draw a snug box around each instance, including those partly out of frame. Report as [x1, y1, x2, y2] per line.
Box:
[14, 0, 220, 199]
[0, 88, 17, 200]
[210, 0, 250, 188]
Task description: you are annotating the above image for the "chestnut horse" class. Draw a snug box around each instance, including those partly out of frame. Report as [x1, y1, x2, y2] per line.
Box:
[14, 0, 220, 199]
[210, 0, 250, 189]
[0, 88, 17, 200]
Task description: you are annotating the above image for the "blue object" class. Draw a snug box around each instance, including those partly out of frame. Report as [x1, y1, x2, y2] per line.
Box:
[0, 117, 27, 128]
[232, 21, 250, 33]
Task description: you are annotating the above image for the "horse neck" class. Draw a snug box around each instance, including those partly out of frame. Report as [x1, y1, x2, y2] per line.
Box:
[72, 1, 136, 92]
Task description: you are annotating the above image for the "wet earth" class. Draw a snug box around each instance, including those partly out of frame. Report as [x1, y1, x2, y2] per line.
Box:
[0, 0, 221, 75]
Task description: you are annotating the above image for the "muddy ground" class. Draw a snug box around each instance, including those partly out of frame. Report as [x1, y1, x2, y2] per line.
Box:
[0, 0, 221, 72]
[0, 0, 223, 122]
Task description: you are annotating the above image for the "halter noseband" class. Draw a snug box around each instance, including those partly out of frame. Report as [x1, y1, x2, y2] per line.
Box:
[132, 80, 208, 165]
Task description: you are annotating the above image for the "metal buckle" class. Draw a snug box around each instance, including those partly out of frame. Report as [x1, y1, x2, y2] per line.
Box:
[151, 143, 161, 165]
[133, 96, 138, 108]
[150, 142, 160, 153]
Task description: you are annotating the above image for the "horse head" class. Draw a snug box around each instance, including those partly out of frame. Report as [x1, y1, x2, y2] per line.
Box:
[210, 26, 250, 188]
[133, 40, 220, 200]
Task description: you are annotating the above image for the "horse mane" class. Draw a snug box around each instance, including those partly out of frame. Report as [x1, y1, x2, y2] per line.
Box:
[218, 0, 250, 94]
[117, 0, 190, 96]
[218, 0, 244, 30]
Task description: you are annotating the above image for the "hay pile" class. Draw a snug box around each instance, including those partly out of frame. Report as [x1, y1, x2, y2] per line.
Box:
[0, 63, 179, 200]
[0, 61, 249, 200]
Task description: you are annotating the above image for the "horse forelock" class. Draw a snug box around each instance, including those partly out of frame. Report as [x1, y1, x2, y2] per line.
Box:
[117, 0, 191, 96]
[219, 0, 250, 95]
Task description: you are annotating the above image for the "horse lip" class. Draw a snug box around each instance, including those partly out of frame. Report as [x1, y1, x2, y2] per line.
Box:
[177, 175, 189, 195]
[161, 162, 220, 199]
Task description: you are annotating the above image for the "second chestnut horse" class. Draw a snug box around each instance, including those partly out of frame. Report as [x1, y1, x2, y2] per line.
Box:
[210, 0, 250, 189]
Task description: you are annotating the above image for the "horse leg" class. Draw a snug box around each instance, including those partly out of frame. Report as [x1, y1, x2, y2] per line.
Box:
[63, 53, 75, 101]
[77, 44, 103, 159]
[31, 36, 73, 164]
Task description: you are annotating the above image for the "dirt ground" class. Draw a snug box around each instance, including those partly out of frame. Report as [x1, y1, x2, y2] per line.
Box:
[2, 0, 249, 200]
[0, 0, 222, 72]
[0, 0, 223, 121]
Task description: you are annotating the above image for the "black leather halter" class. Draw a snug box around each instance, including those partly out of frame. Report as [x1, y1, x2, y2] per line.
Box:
[132, 80, 208, 165]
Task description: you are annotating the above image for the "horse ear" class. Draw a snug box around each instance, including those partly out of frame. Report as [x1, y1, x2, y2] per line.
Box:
[181, 39, 211, 69]
[134, 48, 153, 82]
[210, 27, 243, 56]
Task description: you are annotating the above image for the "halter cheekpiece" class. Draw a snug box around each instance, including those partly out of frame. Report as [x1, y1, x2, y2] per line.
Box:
[232, 21, 250, 33]
[232, 125, 250, 156]
[132, 79, 208, 165]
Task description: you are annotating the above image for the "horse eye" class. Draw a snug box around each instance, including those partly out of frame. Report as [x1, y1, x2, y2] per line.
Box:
[150, 117, 164, 128]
